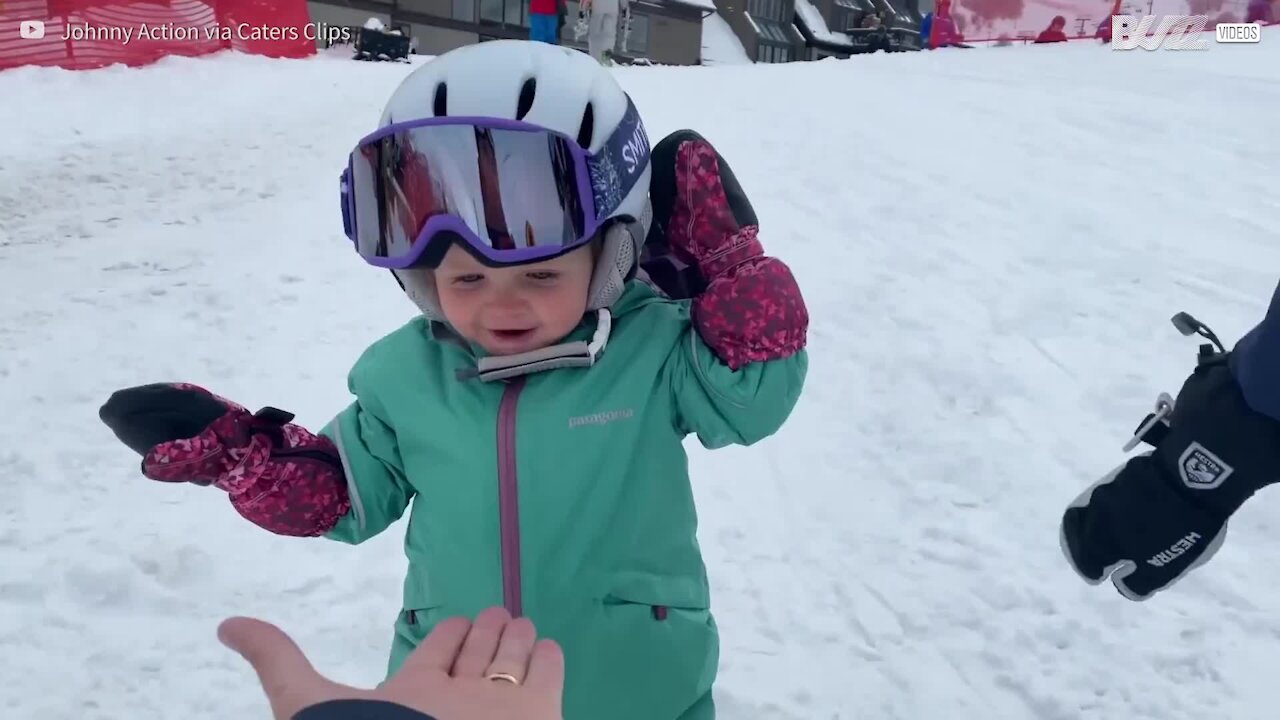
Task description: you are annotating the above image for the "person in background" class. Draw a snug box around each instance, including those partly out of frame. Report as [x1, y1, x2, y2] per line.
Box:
[861, 11, 892, 52]
[556, 0, 570, 44]
[582, 0, 627, 64]
[1035, 15, 1068, 43]
[1094, 0, 1124, 43]
[221, 607, 564, 720]
[529, 0, 561, 43]
[926, 0, 964, 47]
[1061, 279, 1280, 601]
[1245, 0, 1273, 24]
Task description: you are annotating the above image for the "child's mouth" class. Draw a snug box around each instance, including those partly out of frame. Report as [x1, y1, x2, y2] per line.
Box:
[490, 328, 535, 341]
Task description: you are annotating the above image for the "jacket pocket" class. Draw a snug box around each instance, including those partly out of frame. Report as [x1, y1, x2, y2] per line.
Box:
[584, 574, 718, 720]
[388, 596, 447, 679]
[603, 570, 711, 617]
[393, 583, 447, 647]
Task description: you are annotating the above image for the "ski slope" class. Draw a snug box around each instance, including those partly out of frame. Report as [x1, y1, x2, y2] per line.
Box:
[3, 35, 1280, 720]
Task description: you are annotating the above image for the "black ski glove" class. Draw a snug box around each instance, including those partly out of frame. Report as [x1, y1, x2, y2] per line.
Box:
[99, 383, 230, 457]
[1061, 357, 1280, 600]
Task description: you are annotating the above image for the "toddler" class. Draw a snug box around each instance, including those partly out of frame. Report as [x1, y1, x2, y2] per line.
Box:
[101, 40, 809, 720]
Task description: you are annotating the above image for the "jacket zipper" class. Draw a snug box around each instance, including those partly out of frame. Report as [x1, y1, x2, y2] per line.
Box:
[497, 377, 526, 617]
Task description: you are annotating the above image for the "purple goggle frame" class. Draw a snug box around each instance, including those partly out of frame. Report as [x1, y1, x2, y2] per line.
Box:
[339, 94, 650, 268]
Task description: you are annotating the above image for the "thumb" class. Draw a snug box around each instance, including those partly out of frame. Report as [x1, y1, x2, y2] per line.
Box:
[1111, 562, 1157, 601]
[218, 617, 323, 715]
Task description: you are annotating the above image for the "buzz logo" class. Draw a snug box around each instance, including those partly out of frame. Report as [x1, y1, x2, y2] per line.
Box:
[1178, 442, 1234, 490]
[1111, 15, 1211, 50]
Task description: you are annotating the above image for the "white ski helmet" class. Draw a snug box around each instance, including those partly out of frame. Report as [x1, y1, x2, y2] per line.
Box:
[380, 40, 653, 322]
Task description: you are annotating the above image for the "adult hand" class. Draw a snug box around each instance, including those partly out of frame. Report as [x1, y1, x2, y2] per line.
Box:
[218, 606, 564, 720]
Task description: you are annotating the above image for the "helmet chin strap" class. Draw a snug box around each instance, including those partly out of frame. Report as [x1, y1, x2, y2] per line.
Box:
[455, 308, 613, 382]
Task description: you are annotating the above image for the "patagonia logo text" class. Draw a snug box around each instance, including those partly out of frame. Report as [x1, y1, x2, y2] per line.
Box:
[568, 409, 635, 428]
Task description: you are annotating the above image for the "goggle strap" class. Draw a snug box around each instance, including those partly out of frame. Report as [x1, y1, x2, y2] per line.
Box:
[339, 168, 354, 239]
[589, 97, 649, 223]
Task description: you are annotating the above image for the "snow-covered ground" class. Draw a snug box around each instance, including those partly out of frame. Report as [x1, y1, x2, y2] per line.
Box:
[3, 34, 1280, 720]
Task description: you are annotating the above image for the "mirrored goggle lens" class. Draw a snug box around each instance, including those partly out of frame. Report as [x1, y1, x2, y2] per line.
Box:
[349, 124, 589, 263]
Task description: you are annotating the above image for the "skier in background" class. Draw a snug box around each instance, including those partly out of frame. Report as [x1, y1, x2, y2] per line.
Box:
[1245, 0, 1273, 24]
[557, 0, 570, 43]
[1061, 279, 1280, 601]
[1035, 15, 1068, 43]
[582, 0, 627, 64]
[528, 0, 561, 43]
[1094, 0, 1125, 43]
[925, 0, 964, 48]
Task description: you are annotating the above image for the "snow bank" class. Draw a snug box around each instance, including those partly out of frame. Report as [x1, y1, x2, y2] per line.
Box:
[794, 0, 853, 47]
[702, 11, 753, 64]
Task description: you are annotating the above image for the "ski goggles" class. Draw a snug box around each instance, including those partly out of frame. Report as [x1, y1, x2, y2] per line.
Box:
[339, 95, 650, 268]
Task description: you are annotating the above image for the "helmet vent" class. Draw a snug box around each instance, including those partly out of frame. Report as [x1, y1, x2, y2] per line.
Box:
[576, 103, 594, 149]
[432, 82, 448, 116]
[516, 78, 536, 121]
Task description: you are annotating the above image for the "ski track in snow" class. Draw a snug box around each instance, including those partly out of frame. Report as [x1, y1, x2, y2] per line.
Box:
[2, 37, 1280, 719]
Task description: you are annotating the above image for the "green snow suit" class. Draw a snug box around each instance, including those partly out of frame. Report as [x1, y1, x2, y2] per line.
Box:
[321, 279, 807, 720]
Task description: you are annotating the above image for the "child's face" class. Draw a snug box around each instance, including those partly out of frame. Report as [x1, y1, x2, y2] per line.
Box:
[434, 243, 596, 356]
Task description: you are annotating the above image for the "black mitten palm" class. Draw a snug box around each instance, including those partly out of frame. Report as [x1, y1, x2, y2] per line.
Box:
[100, 383, 231, 456]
